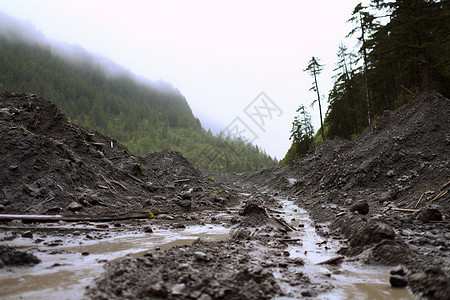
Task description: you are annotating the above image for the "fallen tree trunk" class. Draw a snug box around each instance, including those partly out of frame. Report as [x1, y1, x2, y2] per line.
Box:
[0, 212, 164, 223]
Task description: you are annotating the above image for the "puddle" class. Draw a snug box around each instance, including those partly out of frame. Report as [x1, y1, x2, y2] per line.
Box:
[273, 196, 414, 300]
[0, 224, 229, 300]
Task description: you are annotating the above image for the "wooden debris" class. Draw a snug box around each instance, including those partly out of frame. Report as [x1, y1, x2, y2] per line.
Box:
[393, 208, 418, 212]
[430, 190, 448, 203]
[413, 192, 426, 209]
[281, 238, 302, 242]
[173, 178, 190, 183]
[249, 228, 258, 238]
[0, 213, 160, 223]
[111, 180, 128, 191]
[272, 217, 297, 231]
[129, 174, 144, 184]
[317, 256, 345, 265]
[100, 174, 117, 194]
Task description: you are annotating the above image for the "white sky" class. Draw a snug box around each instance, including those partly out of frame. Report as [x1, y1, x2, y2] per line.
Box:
[0, 0, 366, 160]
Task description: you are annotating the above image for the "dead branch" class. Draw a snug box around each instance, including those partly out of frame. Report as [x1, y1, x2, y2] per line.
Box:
[271, 217, 297, 231]
[129, 174, 145, 184]
[111, 180, 128, 191]
[249, 228, 258, 238]
[281, 238, 302, 242]
[0, 212, 162, 223]
[430, 190, 448, 203]
[317, 256, 345, 265]
[393, 208, 418, 212]
[413, 192, 426, 209]
[173, 178, 190, 183]
[100, 174, 117, 194]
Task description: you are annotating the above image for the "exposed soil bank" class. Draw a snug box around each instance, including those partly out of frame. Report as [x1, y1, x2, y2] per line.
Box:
[239, 91, 450, 299]
[1, 91, 449, 299]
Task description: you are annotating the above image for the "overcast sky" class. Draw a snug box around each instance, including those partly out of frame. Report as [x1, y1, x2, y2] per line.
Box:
[0, 0, 367, 160]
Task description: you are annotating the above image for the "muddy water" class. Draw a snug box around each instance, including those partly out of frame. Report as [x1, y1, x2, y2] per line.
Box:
[0, 224, 229, 300]
[273, 196, 413, 300]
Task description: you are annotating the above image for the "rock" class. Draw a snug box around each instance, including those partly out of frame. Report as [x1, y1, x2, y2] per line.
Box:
[378, 191, 394, 203]
[194, 251, 209, 262]
[174, 197, 191, 209]
[0, 245, 41, 268]
[143, 226, 153, 233]
[350, 200, 369, 215]
[417, 205, 442, 222]
[390, 275, 408, 287]
[47, 206, 61, 213]
[387, 170, 395, 177]
[350, 221, 395, 246]
[390, 266, 406, 276]
[178, 189, 193, 200]
[171, 283, 186, 296]
[0, 204, 5, 212]
[146, 282, 168, 297]
[67, 201, 82, 212]
[369, 240, 410, 265]
[198, 294, 212, 300]
[301, 290, 313, 297]
[240, 203, 266, 216]
[22, 231, 33, 239]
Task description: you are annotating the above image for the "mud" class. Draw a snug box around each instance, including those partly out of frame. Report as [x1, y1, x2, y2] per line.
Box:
[0, 91, 449, 299]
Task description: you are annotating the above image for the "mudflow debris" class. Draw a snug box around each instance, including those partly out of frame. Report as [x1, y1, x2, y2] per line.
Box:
[1, 91, 449, 299]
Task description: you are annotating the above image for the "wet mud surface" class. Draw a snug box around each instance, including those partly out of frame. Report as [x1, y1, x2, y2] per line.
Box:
[1, 91, 449, 299]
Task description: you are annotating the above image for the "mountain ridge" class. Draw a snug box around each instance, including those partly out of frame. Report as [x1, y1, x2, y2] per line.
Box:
[0, 11, 276, 172]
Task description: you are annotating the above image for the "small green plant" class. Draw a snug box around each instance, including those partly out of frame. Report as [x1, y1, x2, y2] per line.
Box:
[208, 176, 216, 183]
[210, 190, 220, 196]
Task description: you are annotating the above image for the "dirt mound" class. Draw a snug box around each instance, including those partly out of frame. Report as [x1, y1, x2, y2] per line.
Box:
[0, 245, 40, 268]
[86, 240, 281, 300]
[241, 91, 449, 299]
[0, 92, 221, 216]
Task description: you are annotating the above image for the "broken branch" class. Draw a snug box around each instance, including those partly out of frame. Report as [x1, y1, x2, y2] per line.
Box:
[430, 190, 448, 203]
[413, 192, 426, 209]
[393, 208, 418, 212]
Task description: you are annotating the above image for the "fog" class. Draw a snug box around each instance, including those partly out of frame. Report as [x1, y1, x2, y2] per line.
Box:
[0, 0, 366, 159]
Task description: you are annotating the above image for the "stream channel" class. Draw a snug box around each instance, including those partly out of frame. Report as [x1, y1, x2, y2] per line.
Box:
[1, 197, 413, 299]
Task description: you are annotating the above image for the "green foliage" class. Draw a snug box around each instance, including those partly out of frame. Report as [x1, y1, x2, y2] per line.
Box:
[325, 0, 449, 141]
[0, 32, 276, 172]
[279, 105, 314, 165]
[283, 0, 449, 165]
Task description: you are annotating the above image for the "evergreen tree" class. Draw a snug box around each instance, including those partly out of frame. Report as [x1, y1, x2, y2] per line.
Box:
[304, 56, 325, 141]
[280, 105, 314, 165]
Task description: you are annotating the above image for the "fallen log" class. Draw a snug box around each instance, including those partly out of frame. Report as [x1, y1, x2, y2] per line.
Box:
[317, 256, 345, 265]
[271, 217, 297, 231]
[0, 212, 159, 223]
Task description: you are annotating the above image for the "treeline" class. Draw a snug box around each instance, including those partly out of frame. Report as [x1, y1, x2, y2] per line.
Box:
[282, 0, 449, 164]
[0, 22, 276, 172]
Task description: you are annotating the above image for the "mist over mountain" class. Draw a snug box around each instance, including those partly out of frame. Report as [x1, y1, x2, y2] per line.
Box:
[0, 11, 276, 171]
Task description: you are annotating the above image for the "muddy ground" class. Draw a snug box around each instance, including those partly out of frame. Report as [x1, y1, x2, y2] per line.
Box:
[0, 91, 449, 299]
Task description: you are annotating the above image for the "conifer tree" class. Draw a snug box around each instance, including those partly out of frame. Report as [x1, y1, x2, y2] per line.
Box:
[304, 56, 325, 141]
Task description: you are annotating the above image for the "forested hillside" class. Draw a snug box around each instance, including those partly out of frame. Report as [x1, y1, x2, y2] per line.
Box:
[282, 0, 449, 164]
[0, 13, 276, 172]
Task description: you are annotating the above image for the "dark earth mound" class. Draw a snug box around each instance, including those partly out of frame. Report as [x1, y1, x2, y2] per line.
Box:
[241, 91, 450, 299]
[0, 92, 234, 217]
[0, 245, 40, 268]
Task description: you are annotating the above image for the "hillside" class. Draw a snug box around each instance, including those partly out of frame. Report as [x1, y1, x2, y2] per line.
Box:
[0, 12, 276, 172]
